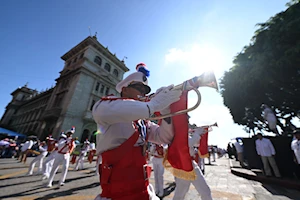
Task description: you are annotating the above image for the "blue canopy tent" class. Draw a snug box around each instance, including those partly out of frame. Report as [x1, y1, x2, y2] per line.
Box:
[0, 127, 27, 138]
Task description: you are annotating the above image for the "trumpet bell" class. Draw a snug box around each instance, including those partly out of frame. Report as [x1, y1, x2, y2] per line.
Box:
[173, 71, 219, 92]
[147, 71, 219, 121]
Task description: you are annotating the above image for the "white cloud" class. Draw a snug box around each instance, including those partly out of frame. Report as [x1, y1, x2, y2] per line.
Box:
[164, 44, 231, 77]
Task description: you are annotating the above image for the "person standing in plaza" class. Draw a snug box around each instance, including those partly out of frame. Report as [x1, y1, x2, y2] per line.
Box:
[232, 138, 246, 168]
[27, 141, 48, 175]
[46, 127, 75, 187]
[291, 128, 300, 179]
[173, 127, 212, 200]
[255, 133, 281, 178]
[150, 143, 165, 198]
[92, 62, 182, 200]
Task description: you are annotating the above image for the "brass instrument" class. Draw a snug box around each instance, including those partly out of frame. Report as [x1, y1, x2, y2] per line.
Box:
[209, 122, 218, 128]
[145, 71, 218, 120]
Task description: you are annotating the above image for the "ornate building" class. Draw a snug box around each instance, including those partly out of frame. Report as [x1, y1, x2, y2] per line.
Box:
[0, 36, 129, 142]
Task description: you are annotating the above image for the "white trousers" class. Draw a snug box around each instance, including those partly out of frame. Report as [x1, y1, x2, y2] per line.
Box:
[261, 156, 281, 177]
[173, 160, 212, 200]
[74, 152, 87, 170]
[47, 152, 70, 186]
[152, 157, 164, 196]
[42, 151, 56, 177]
[28, 152, 47, 174]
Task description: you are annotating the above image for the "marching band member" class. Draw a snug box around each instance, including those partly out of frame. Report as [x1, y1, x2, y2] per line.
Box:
[27, 141, 48, 175]
[74, 138, 90, 171]
[92, 63, 182, 200]
[42, 134, 59, 180]
[46, 127, 75, 187]
[150, 143, 166, 198]
[173, 127, 212, 200]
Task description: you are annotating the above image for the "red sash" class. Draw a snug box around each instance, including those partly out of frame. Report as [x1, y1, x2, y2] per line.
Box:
[99, 131, 151, 200]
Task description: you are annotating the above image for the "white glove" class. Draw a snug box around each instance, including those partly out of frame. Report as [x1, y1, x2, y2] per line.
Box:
[147, 84, 182, 114]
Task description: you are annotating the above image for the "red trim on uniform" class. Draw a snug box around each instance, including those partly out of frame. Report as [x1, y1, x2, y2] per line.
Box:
[99, 131, 151, 200]
[58, 140, 74, 154]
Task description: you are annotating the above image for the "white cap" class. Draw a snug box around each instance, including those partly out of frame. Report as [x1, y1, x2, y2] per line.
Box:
[115, 63, 151, 94]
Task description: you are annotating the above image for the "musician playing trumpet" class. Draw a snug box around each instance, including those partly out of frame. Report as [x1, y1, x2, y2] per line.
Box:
[27, 141, 48, 175]
[92, 63, 182, 200]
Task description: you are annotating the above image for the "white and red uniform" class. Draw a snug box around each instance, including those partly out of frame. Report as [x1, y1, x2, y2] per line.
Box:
[28, 143, 48, 175]
[173, 133, 212, 200]
[74, 140, 90, 170]
[150, 143, 165, 197]
[42, 138, 57, 179]
[46, 136, 75, 187]
[92, 96, 176, 200]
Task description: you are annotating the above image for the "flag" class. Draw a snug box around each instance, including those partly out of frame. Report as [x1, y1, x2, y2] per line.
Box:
[163, 91, 196, 180]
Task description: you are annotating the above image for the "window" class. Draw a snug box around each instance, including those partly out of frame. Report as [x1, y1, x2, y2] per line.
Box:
[113, 69, 119, 77]
[105, 87, 110, 95]
[104, 63, 111, 72]
[94, 56, 102, 66]
[100, 85, 105, 93]
[73, 57, 77, 63]
[67, 61, 71, 66]
[80, 53, 84, 59]
[95, 82, 100, 91]
[90, 100, 96, 111]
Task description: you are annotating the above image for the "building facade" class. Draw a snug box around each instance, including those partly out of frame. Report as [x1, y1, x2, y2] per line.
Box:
[0, 36, 129, 142]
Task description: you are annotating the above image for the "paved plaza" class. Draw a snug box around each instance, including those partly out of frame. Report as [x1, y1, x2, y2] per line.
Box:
[0, 157, 299, 200]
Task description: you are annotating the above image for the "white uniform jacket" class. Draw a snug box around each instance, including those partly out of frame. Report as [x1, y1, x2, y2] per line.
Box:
[92, 97, 174, 200]
[93, 97, 175, 155]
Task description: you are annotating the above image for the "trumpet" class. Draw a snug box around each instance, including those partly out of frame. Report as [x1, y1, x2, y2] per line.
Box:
[209, 122, 218, 128]
[145, 71, 218, 120]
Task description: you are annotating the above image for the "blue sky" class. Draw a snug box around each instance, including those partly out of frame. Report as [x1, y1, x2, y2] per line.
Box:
[0, 0, 289, 147]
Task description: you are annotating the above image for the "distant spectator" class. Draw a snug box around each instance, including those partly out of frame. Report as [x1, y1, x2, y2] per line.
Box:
[262, 104, 280, 135]
[255, 133, 281, 178]
[291, 128, 300, 179]
[19, 139, 34, 162]
[232, 139, 246, 167]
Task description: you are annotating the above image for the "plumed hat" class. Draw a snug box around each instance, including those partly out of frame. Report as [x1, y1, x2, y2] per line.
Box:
[116, 63, 151, 94]
[66, 126, 75, 135]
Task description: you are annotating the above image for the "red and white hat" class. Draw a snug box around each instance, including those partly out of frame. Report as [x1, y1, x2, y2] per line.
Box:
[116, 63, 151, 94]
[66, 126, 75, 134]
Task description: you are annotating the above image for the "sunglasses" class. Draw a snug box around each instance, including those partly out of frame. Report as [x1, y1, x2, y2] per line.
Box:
[128, 84, 147, 95]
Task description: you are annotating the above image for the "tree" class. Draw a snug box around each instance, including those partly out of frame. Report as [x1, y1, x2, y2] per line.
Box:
[220, 0, 300, 135]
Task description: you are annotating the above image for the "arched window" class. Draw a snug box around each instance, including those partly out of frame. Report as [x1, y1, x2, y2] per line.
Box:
[113, 69, 119, 77]
[94, 56, 102, 66]
[104, 63, 111, 72]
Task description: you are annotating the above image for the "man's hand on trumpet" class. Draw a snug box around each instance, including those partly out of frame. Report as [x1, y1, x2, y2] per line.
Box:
[147, 84, 182, 115]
